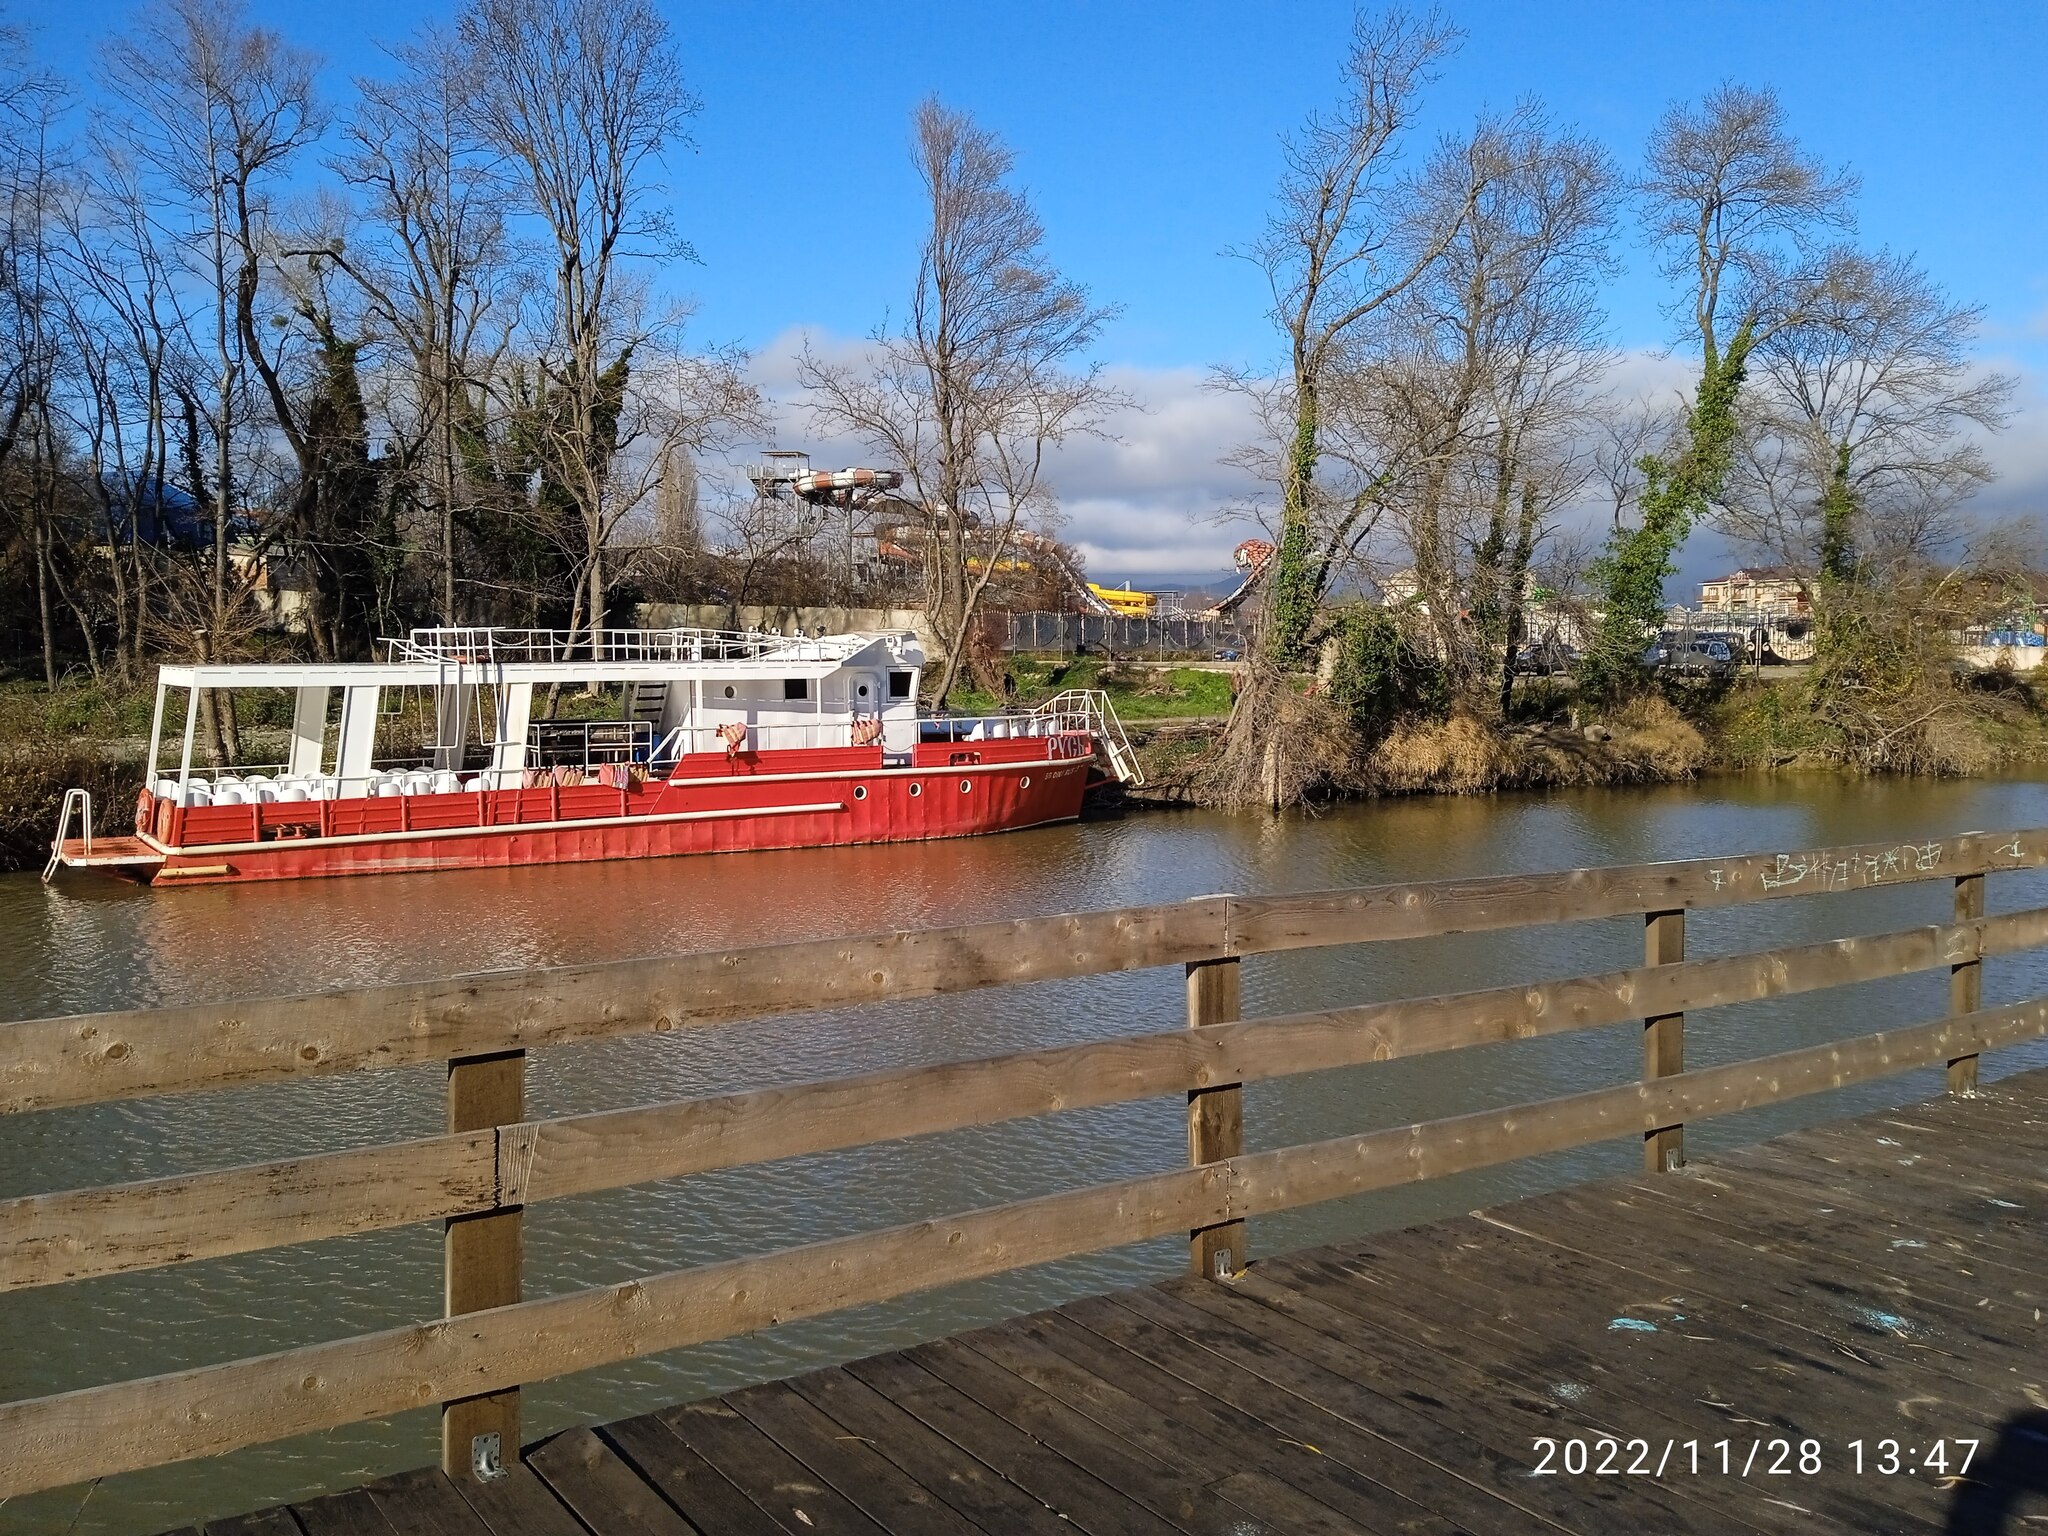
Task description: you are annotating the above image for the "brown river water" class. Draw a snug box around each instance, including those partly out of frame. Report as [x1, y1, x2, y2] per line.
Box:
[6, 773, 2048, 1533]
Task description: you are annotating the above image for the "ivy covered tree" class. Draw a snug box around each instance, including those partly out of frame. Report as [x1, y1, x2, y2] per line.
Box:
[1582, 83, 1852, 698]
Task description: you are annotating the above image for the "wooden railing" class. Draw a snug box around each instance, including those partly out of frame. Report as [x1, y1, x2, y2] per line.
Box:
[5, 827, 2048, 1498]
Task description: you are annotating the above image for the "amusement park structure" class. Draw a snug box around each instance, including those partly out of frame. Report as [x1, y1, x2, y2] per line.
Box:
[1201, 539, 1276, 618]
[746, 449, 1164, 617]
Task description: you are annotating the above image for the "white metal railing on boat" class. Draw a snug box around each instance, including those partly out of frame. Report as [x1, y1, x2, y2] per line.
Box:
[383, 626, 872, 667]
[1037, 689, 1144, 785]
[42, 788, 92, 881]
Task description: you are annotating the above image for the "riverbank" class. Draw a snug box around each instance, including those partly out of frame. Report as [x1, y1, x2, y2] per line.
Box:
[9, 664, 2048, 871]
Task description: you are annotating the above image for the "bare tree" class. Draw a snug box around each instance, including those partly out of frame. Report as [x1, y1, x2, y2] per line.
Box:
[102, 0, 322, 747]
[323, 25, 513, 626]
[459, 0, 754, 657]
[1640, 81, 1856, 374]
[1749, 246, 2013, 576]
[1229, 8, 1475, 671]
[801, 98, 1123, 704]
[1370, 109, 1619, 714]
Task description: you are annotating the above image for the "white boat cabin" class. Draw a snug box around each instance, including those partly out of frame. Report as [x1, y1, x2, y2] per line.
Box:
[142, 627, 944, 806]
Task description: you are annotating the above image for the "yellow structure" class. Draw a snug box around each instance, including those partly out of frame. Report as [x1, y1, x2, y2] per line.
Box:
[1088, 581, 1157, 618]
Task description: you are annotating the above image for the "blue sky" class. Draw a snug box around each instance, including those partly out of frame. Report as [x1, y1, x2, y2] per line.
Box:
[18, 0, 2048, 586]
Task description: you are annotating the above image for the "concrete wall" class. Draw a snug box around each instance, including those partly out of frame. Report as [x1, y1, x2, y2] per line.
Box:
[637, 603, 936, 649]
[1958, 644, 2047, 672]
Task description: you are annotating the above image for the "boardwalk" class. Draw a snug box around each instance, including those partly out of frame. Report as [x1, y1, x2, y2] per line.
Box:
[183, 1068, 2048, 1536]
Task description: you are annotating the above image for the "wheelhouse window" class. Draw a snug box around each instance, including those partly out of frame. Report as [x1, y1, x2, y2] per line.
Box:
[888, 671, 913, 699]
[783, 678, 809, 700]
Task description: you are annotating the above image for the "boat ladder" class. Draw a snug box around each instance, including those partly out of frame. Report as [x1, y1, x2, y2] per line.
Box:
[44, 788, 92, 882]
[1038, 690, 1145, 787]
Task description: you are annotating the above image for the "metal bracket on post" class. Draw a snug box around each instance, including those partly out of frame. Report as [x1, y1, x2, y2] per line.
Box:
[470, 1431, 506, 1483]
[442, 1049, 525, 1481]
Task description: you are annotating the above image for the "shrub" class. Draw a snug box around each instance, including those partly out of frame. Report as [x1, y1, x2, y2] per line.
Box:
[0, 726, 137, 872]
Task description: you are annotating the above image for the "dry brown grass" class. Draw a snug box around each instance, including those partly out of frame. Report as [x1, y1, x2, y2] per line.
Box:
[1365, 697, 1704, 797]
[0, 726, 137, 871]
[1368, 713, 1508, 794]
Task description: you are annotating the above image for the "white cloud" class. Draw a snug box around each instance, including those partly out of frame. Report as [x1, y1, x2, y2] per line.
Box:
[735, 329, 2048, 591]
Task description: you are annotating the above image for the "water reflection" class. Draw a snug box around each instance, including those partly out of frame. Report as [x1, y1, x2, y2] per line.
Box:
[5, 773, 2048, 1533]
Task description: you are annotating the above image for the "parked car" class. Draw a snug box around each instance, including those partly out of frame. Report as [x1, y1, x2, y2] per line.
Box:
[1512, 640, 1577, 676]
[1669, 638, 1737, 677]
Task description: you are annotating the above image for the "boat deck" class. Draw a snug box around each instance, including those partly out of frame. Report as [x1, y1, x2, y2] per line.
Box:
[176, 1068, 2048, 1535]
[52, 835, 161, 869]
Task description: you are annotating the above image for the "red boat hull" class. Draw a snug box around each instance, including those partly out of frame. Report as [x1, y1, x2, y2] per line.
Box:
[118, 741, 1097, 886]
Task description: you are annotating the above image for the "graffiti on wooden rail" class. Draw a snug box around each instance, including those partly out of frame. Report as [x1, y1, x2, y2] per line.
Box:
[1702, 841, 1949, 895]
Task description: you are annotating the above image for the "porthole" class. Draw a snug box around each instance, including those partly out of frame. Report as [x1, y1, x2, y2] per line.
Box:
[853, 785, 867, 800]
[960, 779, 972, 793]
[1020, 776, 1031, 788]
[723, 685, 735, 699]
[908, 782, 922, 797]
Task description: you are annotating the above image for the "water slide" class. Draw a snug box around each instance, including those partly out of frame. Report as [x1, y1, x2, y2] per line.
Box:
[1021, 533, 1122, 616]
[1204, 539, 1275, 618]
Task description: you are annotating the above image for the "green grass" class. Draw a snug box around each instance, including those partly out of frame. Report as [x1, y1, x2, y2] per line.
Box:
[947, 656, 1234, 720]
[0, 675, 157, 742]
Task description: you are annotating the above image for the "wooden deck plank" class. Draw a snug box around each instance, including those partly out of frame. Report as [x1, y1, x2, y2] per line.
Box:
[172, 1072, 2048, 1536]
[1113, 1282, 1660, 1535]
[723, 1381, 986, 1536]
[843, 1350, 1189, 1536]
[602, 1415, 786, 1536]
[901, 1333, 1285, 1536]
[1627, 1158, 2045, 1280]
[1503, 1179, 2044, 1360]
[1465, 1194, 2028, 1430]
[1278, 1224, 1957, 1534]
[291, 1489, 397, 1536]
[1178, 1270, 1776, 1536]
[982, 1310, 1466, 1536]
[528, 1426, 699, 1536]
[1064, 1290, 1552, 1536]
[362, 1468, 496, 1536]
[784, 1365, 1078, 1536]
[202, 1513, 305, 1536]
[445, 1464, 587, 1536]
[1241, 1248, 1842, 1536]
[657, 1398, 892, 1536]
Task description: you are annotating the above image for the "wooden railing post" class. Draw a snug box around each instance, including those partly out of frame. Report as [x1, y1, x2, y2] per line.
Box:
[1187, 955, 1244, 1278]
[1949, 872, 1985, 1094]
[442, 1048, 524, 1481]
[1643, 910, 1685, 1171]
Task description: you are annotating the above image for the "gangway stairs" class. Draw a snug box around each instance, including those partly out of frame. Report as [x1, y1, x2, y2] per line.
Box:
[626, 680, 670, 731]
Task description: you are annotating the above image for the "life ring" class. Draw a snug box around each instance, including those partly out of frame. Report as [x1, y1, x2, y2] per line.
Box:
[716, 721, 749, 759]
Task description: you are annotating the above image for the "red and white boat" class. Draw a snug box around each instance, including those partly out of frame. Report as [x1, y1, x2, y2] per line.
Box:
[45, 626, 1141, 886]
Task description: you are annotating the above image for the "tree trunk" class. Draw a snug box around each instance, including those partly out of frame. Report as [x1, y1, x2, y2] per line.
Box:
[33, 517, 56, 689]
[1264, 378, 1323, 669]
